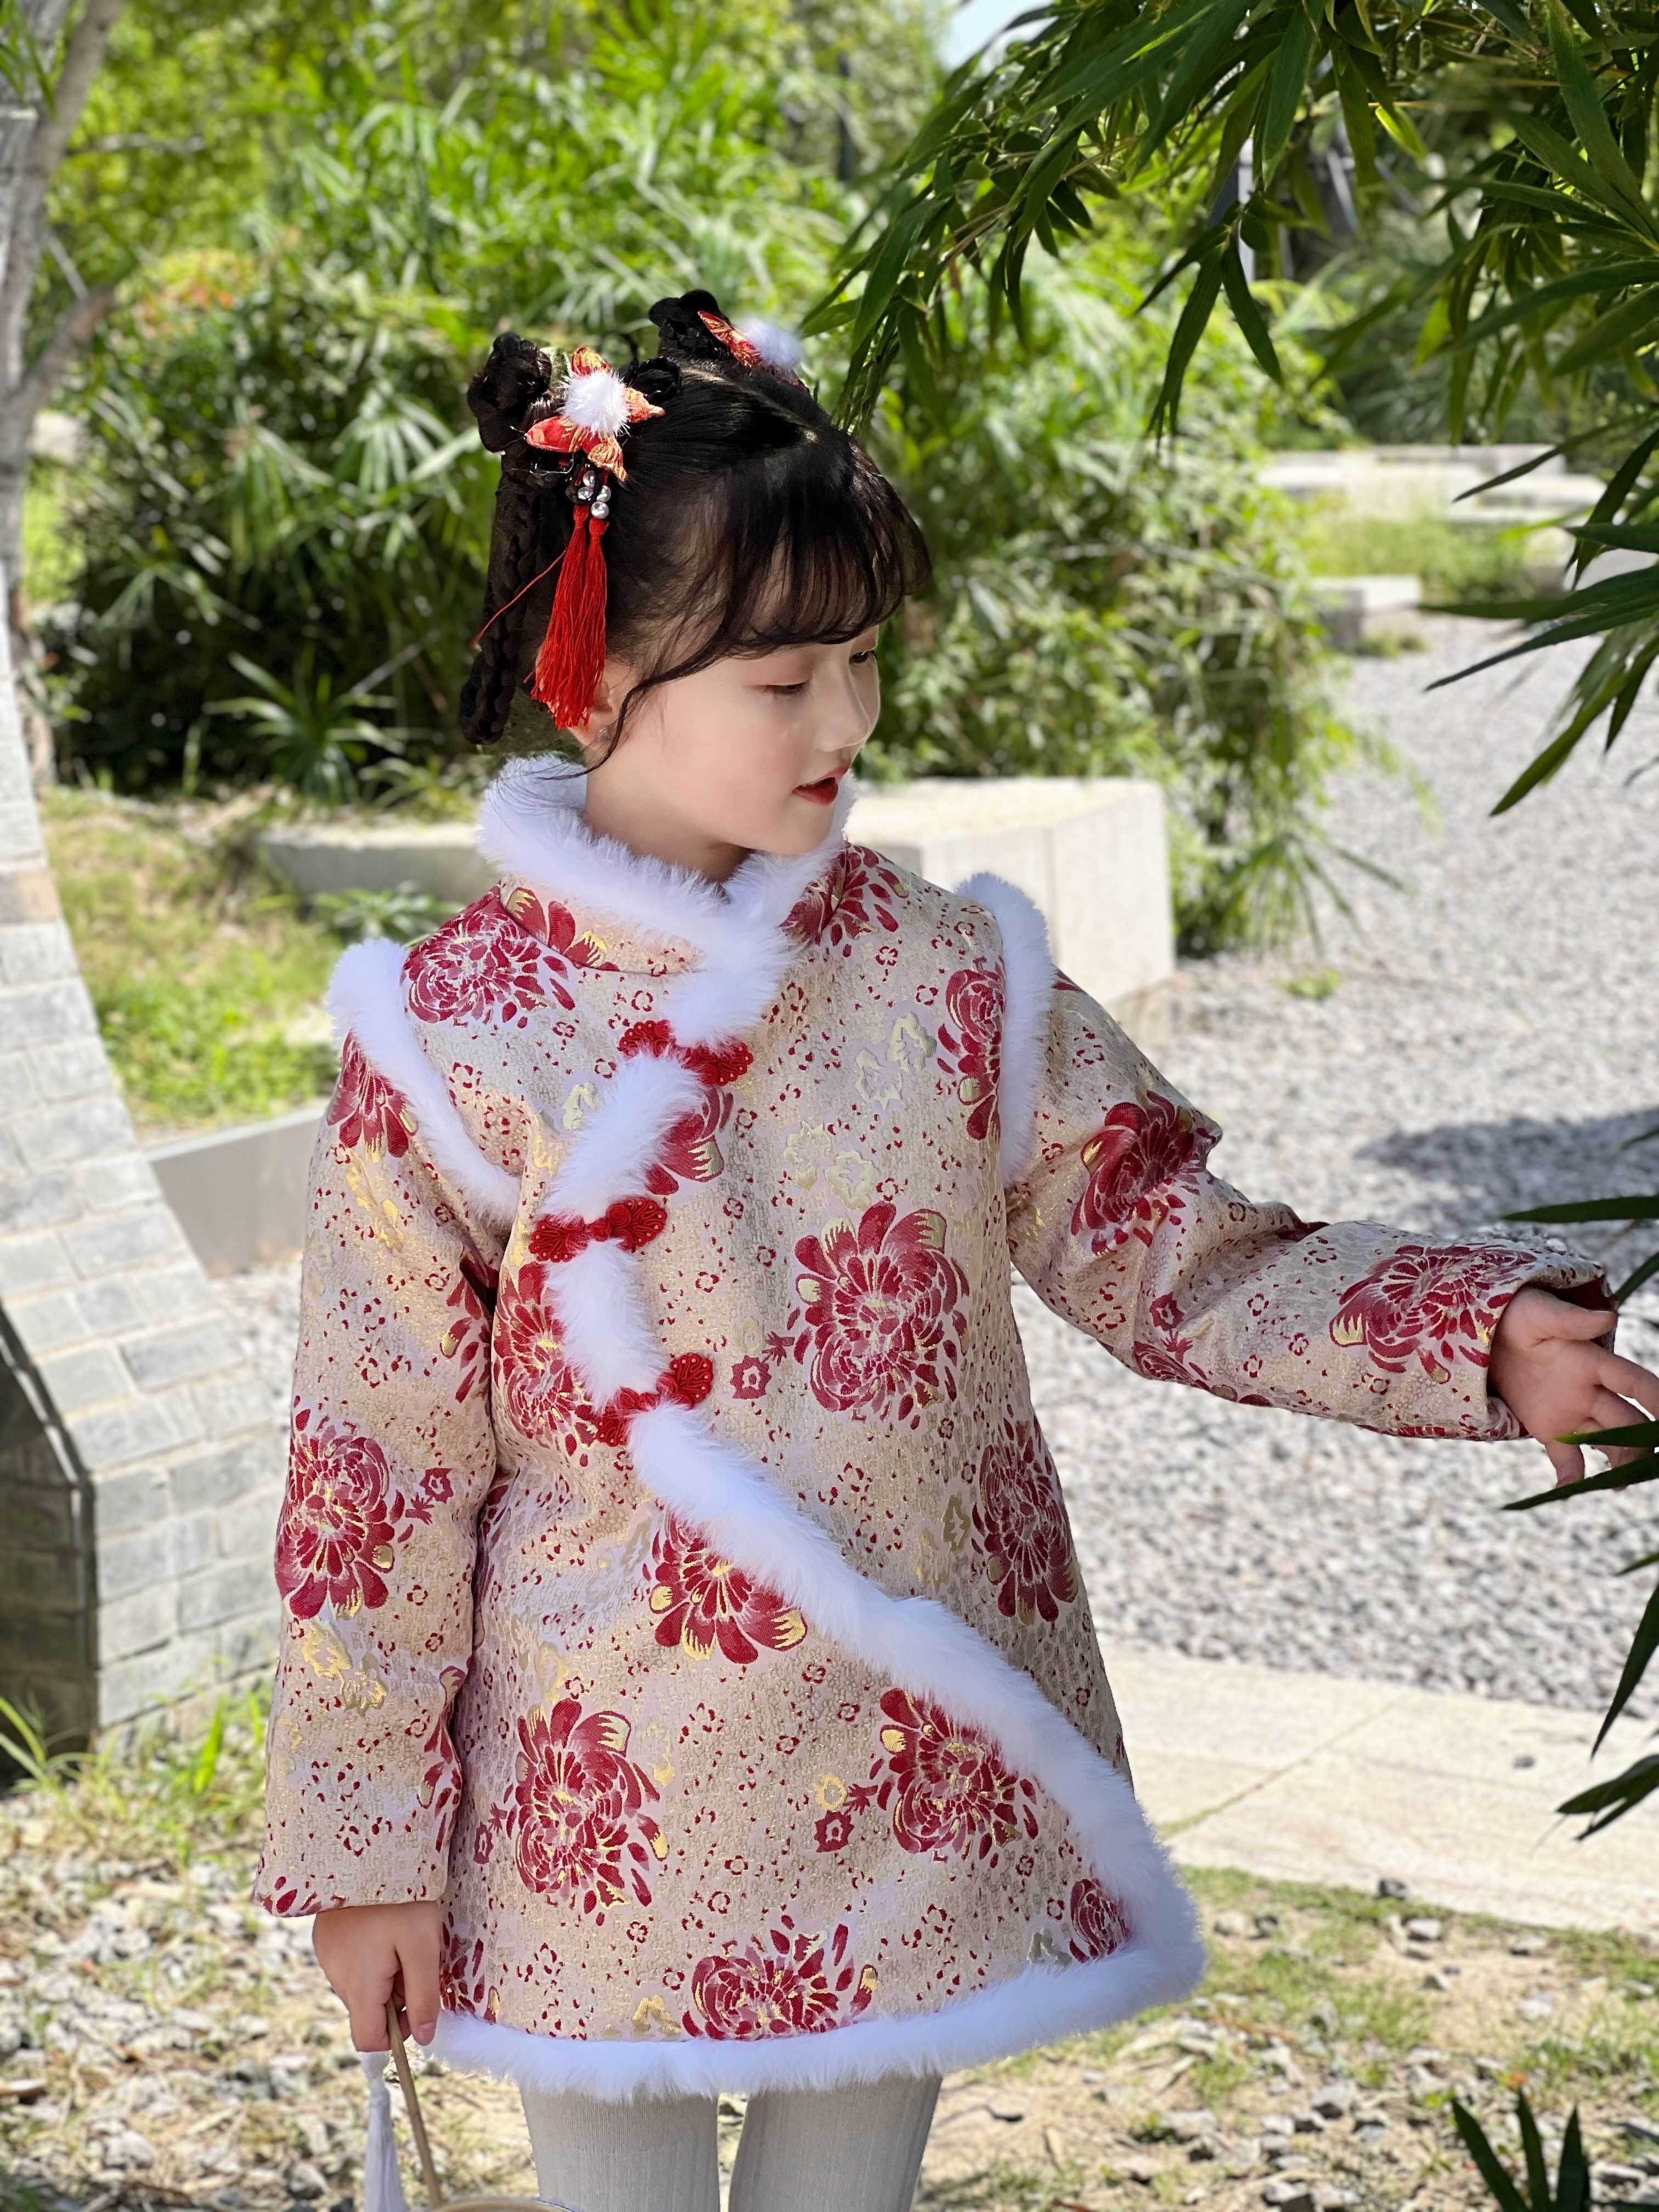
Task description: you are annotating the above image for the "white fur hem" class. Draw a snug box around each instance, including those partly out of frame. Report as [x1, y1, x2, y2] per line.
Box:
[431, 1930, 1202, 2101]
[956, 873, 1055, 1184]
[328, 939, 521, 1233]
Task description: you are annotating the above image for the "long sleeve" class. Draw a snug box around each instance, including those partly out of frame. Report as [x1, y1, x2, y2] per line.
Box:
[1005, 975, 1605, 1441]
[256, 1036, 505, 1915]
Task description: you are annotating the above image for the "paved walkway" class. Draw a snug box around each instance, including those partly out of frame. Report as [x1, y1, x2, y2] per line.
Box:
[1104, 1641, 1659, 1936]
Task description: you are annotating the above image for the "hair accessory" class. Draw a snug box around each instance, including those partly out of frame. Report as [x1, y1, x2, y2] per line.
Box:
[696, 308, 806, 386]
[521, 347, 664, 727]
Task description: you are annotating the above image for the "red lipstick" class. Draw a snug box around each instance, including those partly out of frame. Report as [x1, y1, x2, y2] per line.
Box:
[794, 774, 840, 805]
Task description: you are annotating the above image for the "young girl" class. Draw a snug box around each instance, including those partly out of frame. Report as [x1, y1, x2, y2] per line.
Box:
[258, 290, 1658, 2212]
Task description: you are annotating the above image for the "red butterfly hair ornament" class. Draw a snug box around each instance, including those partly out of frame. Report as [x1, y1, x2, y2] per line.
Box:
[696, 308, 807, 386]
[521, 346, 663, 728]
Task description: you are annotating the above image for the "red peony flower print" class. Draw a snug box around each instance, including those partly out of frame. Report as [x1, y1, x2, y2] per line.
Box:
[328, 1036, 415, 1161]
[439, 1246, 497, 1404]
[1330, 1243, 1519, 1382]
[684, 1916, 877, 2039]
[492, 1261, 603, 1454]
[971, 1415, 1077, 1624]
[782, 844, 905, 953]
[789, 1201, 968, 1424]
[500, 1699, 665, 1918]
[648, 1514, 807, 1664]
[1071, 1092, 1210, 1250]
[730, 1355, 771, 1401]
[935, 963, 1005, 1143]
[645, 1085, 733, 1195]
[275, 1406, 403, 1619]
[1069, 1876, 1131, 1962]
[872, 1689, 1036, 1862]
[405, 889, 607, 1029]
[438, 1923, 490, 2014]
[500, 883, 612, 974]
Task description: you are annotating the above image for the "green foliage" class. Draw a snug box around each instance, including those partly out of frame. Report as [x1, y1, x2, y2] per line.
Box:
[1452, 2092, 1590, 2212]
[46, 1, 888, 791]
[40, 788, 340, 1133]
[1298, 511, 1551, 606]
[865, 245, 1364, 947]
[0, 1684, 270, 1872]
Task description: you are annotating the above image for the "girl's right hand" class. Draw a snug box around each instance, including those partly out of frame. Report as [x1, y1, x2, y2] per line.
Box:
[312, 1900, 444, 2051]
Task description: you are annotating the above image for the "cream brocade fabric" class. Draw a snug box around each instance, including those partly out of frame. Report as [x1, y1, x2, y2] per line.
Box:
[256, 782, 1598, 2085]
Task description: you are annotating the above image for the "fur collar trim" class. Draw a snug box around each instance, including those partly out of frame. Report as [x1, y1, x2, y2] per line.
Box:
[477, 755, 857, 966]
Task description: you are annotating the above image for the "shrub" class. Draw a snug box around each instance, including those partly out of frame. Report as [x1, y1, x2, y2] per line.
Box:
[865, 249, 1367, 949]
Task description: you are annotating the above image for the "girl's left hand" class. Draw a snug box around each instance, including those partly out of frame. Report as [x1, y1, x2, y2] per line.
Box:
[1490, 1286, 1659, 1485]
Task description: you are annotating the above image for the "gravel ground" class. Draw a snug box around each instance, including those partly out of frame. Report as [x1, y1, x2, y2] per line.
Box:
[219, 617, 1659, 1720]
[4, 1774, 1657, 2212]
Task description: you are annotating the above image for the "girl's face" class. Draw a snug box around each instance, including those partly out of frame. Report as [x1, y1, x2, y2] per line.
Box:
[577, 629, 879, 882]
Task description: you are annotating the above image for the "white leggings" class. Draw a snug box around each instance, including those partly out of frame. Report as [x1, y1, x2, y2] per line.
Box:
[521, 2073, 940, 2212]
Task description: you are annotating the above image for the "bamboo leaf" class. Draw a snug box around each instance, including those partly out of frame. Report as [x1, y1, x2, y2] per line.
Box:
[1505, 1459, 1659, 1509]
[1552, 285, 1659, 373]
[1594, 1573, 1659, 1747]
[1546, 0, 1652, 227]
[1614, 1248, 1659, 1300]
[1257, 5, 1317, 173]
[1558, 1752, 1659, 1831]
[1141, 0, 1257, 162]
[1508, 1193, 1659, 1221]
[1149, 247, 1227, 435]
[1221, 239, 1282, 379]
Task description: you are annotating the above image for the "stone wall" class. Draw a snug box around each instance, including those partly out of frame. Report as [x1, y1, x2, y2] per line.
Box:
[0, 627, 285, 1743]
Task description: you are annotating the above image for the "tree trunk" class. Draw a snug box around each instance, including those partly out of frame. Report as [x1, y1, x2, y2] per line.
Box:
[0, 0, 125, 782]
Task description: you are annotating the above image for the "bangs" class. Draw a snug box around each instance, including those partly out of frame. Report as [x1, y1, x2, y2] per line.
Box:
[613, 392, 931, 697]
[708, 437, 930, 657]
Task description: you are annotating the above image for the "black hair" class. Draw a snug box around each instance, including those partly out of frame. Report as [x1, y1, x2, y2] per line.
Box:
[458, 289, 932, 757]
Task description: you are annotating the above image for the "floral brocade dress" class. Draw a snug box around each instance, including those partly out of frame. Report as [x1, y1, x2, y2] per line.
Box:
[256, 761, 1598, 2101]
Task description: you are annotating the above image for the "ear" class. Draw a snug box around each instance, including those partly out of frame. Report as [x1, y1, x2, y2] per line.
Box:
[573, 656, 637, 757]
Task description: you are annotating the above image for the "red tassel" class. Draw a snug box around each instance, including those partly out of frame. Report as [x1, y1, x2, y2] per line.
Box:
[529, 495, 611, 729]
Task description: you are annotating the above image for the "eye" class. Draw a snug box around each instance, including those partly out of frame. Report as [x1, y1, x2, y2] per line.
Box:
[764, 681, 809, 696]
[851, 648, 877, 665]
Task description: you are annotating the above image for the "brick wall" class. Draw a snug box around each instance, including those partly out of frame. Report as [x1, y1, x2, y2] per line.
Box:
[0, 626, 285, 1741]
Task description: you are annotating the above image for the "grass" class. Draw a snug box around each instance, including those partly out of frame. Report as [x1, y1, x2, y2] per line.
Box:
[38, 788, 340, 1136]
[1298, 509, 1557, 604]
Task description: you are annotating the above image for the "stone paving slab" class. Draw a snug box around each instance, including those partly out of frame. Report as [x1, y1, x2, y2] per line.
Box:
[1104, 1641, 1659, 1936]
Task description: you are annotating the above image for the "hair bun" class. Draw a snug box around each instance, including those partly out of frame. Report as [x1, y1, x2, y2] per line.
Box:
[467, 332, 555, 453]
[628, 358, 683, 408]
[647, 290, 733, 365]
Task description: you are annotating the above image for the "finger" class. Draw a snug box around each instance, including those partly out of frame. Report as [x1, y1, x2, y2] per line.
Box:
[399, 1939, 443, 2047]
[1583, 1380, 1654, 1451]
[347, 1987, 393, 2053]
[1541, 1298, 1617, 1340]
[1597, 1351, 1659, 1423]
[1545, 1438, 1585, 1486]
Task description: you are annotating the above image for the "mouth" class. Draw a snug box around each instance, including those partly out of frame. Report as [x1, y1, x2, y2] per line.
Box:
[793, 772, 843, 805]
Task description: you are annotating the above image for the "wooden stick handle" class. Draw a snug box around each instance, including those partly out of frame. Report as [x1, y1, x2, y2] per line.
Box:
[386, 1999, 445, 2212]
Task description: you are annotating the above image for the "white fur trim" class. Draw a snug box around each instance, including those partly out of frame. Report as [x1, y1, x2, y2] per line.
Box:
[477, 758, 857, 1007]
[544, 1052, 704, 1217]
[560, 363, 631, 437]
[555, 1239, 663, 1400]
[957, 873, 1056, 1186]
[326, 940, 521, 1233]
[738, 317, 804, 375]
[435, 1929, 1199, 2100]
